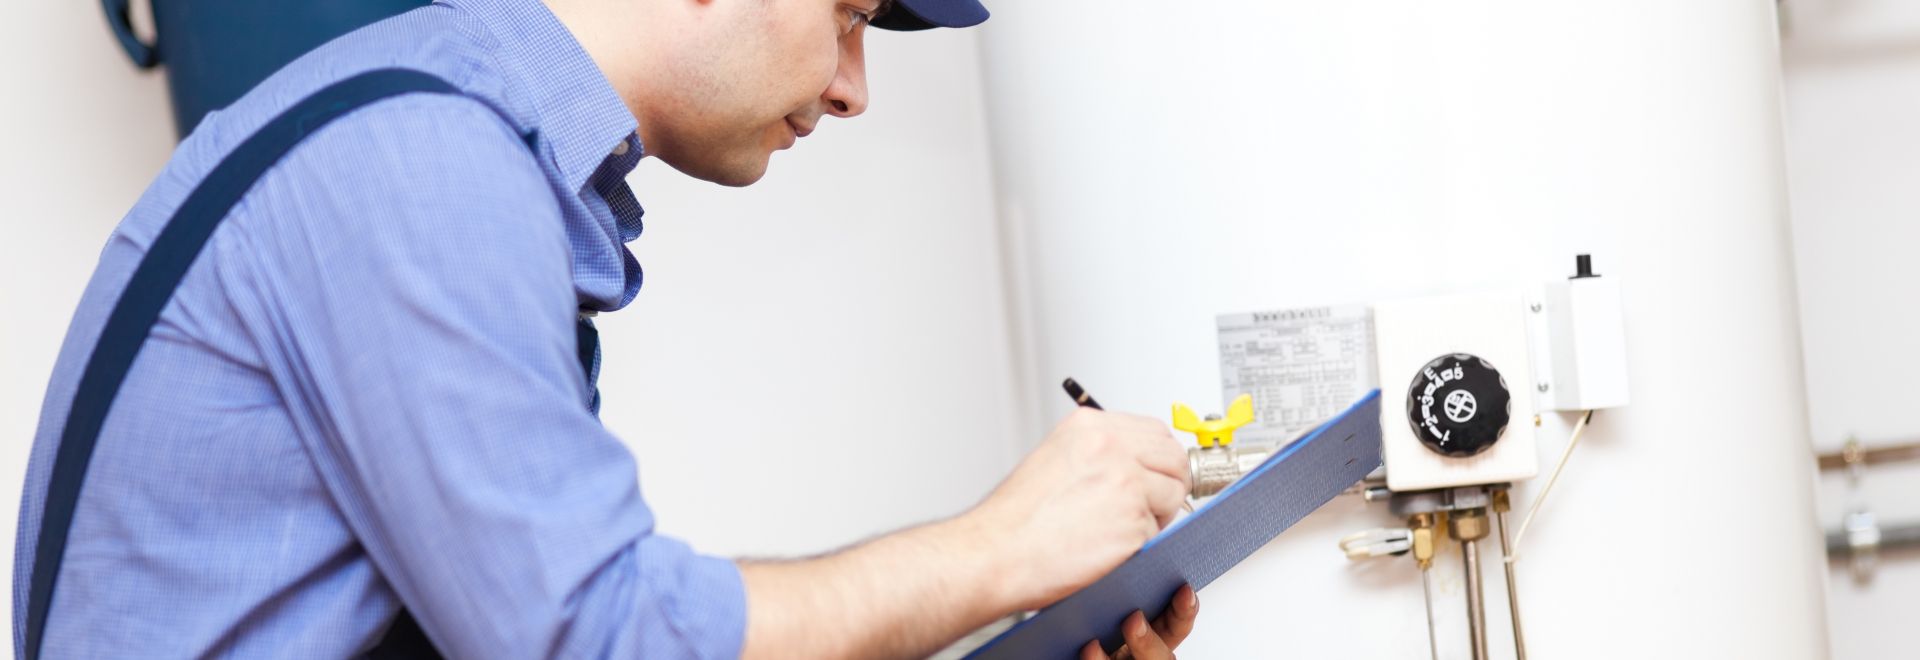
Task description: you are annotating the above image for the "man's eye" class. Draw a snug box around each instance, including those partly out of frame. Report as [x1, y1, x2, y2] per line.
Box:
[844, 8, 870, 33]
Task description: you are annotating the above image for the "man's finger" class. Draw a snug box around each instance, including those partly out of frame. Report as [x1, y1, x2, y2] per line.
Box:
[1115, 414, 1190, 487]
[1080, 640, 1110, 660]
[1121, 610, 1174, 660]
[1151, 585, 1200, 650]
[1136, 507, 1162, 546]
[1145, 472, 1188, 529]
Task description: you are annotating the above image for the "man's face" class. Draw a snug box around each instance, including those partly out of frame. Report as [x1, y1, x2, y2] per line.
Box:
[642, 0, 878, 187]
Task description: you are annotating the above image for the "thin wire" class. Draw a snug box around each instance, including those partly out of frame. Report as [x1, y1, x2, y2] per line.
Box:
[1421, 567, 1439, 660]
[1504, 410, 1594, 564]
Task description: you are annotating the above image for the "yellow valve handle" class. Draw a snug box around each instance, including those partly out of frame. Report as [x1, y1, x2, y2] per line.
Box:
[1171, 394, 1255, 448]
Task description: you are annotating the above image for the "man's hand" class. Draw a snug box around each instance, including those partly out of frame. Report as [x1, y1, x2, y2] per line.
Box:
[1080, 585, 1200, 660]
[738, 408, 1194, 660]
[970, 408, 1193, 608]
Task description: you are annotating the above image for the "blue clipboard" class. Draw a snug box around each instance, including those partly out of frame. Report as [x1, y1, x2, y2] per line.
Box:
[962, 390, 1383, 659]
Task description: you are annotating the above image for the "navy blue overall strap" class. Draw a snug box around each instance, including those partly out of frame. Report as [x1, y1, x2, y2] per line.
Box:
[24, 68, 467, 660]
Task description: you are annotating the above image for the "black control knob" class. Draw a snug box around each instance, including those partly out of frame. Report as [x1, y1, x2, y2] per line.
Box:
[1405, 353, 1512, 458]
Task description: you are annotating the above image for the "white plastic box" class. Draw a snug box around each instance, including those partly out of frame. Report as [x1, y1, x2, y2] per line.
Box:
[1538, 276, 1631, 411]
[1374, 292, 1540, 491]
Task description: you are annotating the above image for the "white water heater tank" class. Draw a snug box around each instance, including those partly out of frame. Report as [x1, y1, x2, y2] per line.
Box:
[978, 1, 1829, 657]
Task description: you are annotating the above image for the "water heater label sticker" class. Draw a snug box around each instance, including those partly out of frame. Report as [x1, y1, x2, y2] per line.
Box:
[1217, 305, 1376, 443]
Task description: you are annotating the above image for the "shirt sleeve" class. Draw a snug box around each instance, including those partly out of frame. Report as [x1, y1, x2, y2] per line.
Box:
[225, 92, 745, 660]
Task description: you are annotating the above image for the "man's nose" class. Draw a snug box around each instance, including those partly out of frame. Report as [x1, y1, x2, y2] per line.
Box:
[823, 42, 868, 118]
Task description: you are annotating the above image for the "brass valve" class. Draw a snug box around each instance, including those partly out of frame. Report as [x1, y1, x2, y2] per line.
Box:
[1408, 512, 1438, 569]
[1452, 507, 1491, 543]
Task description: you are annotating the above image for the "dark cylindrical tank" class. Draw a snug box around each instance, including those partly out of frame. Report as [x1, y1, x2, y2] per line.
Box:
[102, 0, 430, 138]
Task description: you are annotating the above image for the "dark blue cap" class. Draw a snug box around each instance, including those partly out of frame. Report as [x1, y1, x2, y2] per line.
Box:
[870, 0, 989, 31]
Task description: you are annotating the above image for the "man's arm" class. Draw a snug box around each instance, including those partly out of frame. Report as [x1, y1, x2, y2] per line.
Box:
[739, 408, 1195, 660]
[251, 95, 747, 659]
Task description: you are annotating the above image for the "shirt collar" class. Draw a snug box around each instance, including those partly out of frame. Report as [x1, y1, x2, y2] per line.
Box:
[443, 0, 642, 193]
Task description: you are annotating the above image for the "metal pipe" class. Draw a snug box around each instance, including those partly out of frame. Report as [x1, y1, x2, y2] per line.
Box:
[1816, 438, 1920, 471]
[1410, 512, 1440, 660]
[1827, 520, 1920, 556]
[1421, 566, 1439, 660]
[1496, 508, 1527, 660]
[1463, 538, 1487, 660]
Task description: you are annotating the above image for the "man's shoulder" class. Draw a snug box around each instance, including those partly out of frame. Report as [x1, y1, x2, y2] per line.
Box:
[289, 90, 540, 185]
[247, 91, 565, 261]
[203, 89, 573, 330]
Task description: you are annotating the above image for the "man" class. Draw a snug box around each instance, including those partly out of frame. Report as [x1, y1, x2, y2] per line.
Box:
[13, 0, 1201, 657]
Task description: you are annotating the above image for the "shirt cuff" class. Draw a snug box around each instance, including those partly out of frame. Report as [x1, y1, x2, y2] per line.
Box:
[635, 535, 747, 660]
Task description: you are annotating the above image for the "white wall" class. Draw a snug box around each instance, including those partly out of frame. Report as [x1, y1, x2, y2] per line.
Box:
[0, 0, 177, 644]
[980, 1, 1829, 658]
[1781, 0, 1920, 656]
[0, 4, 1021, 647]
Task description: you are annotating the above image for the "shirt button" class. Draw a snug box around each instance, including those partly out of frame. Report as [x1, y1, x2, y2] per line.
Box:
[611, 141, 630, 156]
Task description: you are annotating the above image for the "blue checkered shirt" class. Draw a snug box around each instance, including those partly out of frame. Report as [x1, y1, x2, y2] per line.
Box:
[11, 0, 746, 657]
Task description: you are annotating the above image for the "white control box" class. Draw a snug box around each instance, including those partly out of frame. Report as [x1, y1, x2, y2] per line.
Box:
[1374, 292, 1539, 491]
[1536, 276, 1630, 411]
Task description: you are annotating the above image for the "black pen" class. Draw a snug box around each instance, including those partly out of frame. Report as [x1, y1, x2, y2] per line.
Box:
[1061, 377, 1103, 410]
